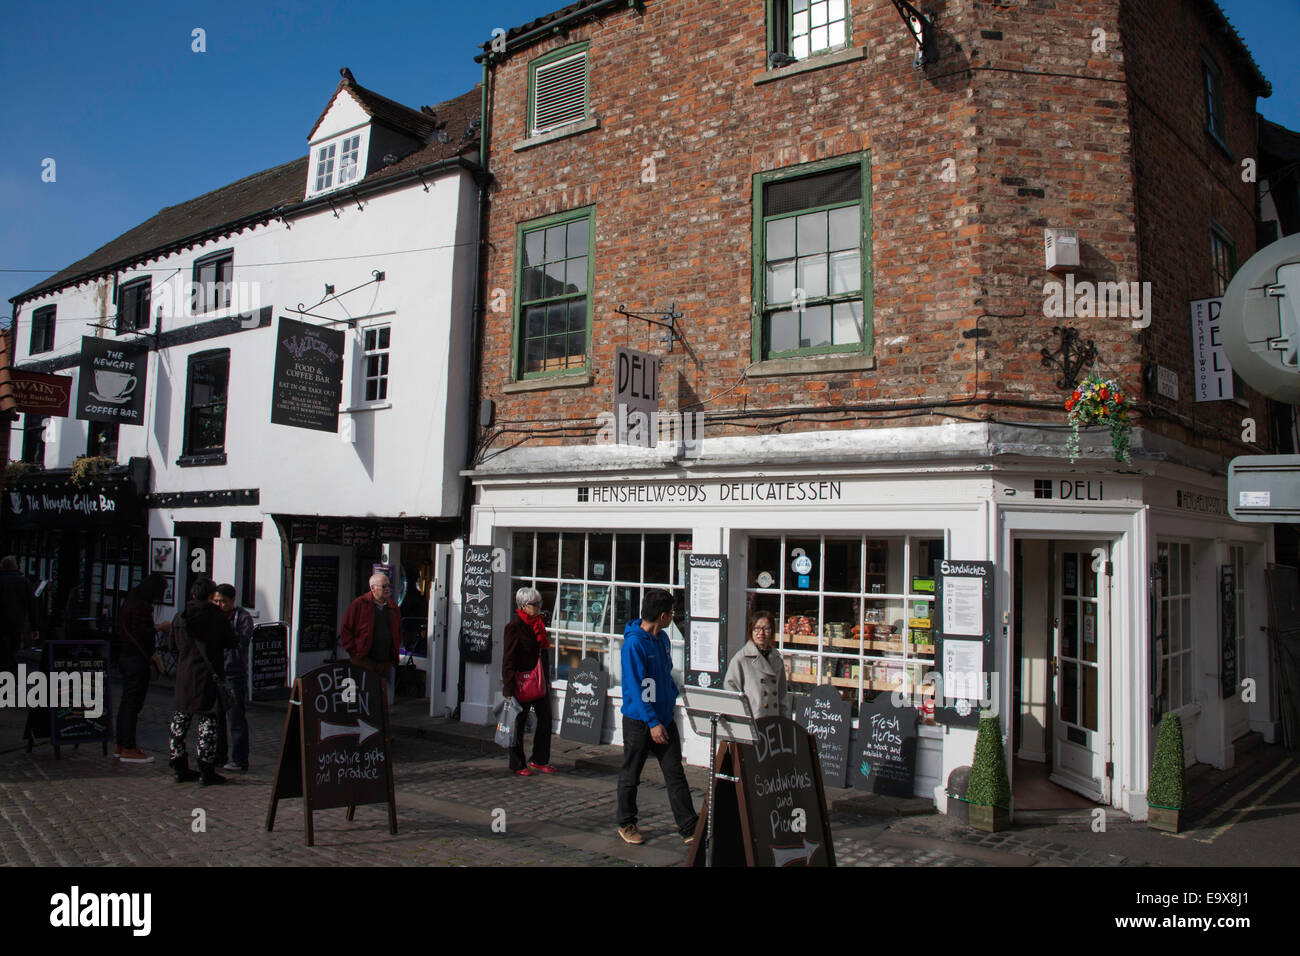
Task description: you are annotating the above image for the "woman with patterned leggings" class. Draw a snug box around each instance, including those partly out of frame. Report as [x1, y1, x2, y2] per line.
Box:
[167, 576, 236, 785]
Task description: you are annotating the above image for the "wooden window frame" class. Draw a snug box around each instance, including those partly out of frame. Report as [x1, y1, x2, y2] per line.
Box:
[180, 348, 230, 463]
[511, 206, 595, 380]
[116, 277, 152, 334]
[29, 305, 56, 355]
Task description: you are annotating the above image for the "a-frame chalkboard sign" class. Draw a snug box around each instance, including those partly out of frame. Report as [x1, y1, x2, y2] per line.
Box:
[265, 662, 397, 846]
[686, 716, 836, 867]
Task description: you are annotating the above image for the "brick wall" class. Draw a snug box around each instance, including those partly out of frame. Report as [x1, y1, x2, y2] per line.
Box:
[476, 0, 1267, 458]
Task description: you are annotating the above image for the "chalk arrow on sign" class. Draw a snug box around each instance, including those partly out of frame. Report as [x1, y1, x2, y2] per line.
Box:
[319, 719, 380, 745]
[466, 588, 489, 603]
[771, 839, 822, 867]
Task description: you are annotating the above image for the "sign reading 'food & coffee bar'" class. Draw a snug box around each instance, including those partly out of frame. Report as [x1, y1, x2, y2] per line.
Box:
[76, 336, 148, 425]
[270, 317, 346, 432]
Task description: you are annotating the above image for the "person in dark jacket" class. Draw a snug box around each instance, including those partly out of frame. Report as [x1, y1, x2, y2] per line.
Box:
[167, 577, 236, 785]
[0, 556, 39, 674]
[501, 587, 554, 776]
[340, 572, 402, 684]
[115, 573, 170, 763]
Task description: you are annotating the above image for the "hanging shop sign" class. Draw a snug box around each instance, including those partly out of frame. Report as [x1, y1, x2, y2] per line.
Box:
[459, 545, 495, 664]
[687, 716, 835, 867]
[1190, 297, 1235, 403]
[75, 336, 148, 425]
[851, 692, 921, 797]
[297, 556, 339, 653]
[270, 317, 346, 432]
[8, 370, 73, 416]
[266, 662, 397, 846]
[934, 559, 996, 728]
[613, 346, 660, 448]
[794, 684, 853, 789]
[685, 553, 727, 689]
[559, 656, 610, 745]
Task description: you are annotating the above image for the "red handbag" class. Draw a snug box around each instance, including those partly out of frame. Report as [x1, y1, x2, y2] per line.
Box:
[516, 658, 546, 703]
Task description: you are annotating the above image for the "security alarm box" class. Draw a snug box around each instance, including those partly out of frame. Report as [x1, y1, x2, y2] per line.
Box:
[1045, 228, 1080, 273]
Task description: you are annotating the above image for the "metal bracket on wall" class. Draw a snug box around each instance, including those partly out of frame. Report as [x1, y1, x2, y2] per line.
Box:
[615, 303, 685, 353]
[289, 270, 386, 323]
[1040, 325, 1098, 390]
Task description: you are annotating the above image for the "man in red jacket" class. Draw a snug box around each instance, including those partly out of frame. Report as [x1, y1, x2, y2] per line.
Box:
[340, 572, 402, 684]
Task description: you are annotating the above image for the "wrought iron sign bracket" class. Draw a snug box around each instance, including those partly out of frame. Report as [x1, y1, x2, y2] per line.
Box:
[615, 303, 685, 353]
[289, 270, 386, 323]
[1040, 325, 1098, 390]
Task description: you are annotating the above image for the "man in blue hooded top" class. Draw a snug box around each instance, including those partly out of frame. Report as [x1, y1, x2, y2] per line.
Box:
[616, 588, 697, 846]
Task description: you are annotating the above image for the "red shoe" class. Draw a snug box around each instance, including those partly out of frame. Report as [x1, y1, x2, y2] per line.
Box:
[513, 767, 533, 776]
[529, 762, 557, 774]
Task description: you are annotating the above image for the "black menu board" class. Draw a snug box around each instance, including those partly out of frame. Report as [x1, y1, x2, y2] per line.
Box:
[459, 546, 495, 664]
[851, 693, 921, 797]
[1220, 565, 1237, 699]
[297, 556, 339, 653]
[266, 662, 397, 846]
[933, 559, 996, 728]
[251, 623, 290, 701]
[795, 685, 853, 789]
[559, 656, 609, 744]
[270, 317, 346, 432]
[47, 640, 113, 756]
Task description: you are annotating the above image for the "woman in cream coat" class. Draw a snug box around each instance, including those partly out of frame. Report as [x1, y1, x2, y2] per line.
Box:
[724, 609, 788, 718]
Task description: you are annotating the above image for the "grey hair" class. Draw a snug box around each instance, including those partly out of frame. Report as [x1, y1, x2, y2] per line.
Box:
[515, 586, 542, 609]
[369, 571, 392, 588]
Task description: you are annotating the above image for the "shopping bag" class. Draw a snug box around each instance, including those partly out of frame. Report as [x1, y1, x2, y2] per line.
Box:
[495, 696, 523, 749]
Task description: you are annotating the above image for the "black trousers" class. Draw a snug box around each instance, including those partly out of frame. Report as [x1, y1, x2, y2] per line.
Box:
[116, 647, 151, 749]
[509, 691, 552, 770]
[617, 716, 697, 837]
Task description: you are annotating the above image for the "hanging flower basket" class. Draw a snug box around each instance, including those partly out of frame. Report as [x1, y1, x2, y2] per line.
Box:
[1065, 375, 1135, 463]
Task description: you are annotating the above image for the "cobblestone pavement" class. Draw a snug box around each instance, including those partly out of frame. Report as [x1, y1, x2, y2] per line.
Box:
[0, 680, 1210, 868]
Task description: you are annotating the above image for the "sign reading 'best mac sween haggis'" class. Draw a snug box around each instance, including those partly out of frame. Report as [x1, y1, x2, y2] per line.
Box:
[270, 317, 345, 432]
[76, 336, 148, 425]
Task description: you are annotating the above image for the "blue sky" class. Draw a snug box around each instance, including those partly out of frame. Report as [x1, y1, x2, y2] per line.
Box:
[2, 0, 1297, 318]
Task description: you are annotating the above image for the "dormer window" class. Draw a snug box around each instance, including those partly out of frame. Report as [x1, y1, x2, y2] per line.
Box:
[338, 135, 361, 185]
[312, 134, 363, 194]
[314, 143, 337, 192]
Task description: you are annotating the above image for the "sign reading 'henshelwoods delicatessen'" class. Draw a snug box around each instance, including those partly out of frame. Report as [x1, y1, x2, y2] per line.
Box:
[581, 480, 845, 505]
[76, 336, 148, 425]
[270, 317, 346, 433]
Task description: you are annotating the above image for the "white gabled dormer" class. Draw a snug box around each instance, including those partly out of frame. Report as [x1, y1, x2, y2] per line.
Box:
[304, 67, 438, 201]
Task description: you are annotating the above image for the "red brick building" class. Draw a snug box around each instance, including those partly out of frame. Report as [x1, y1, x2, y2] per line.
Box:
[456, 0, 1280, 821]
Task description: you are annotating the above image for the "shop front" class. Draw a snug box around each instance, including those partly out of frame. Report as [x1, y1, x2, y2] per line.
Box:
[1, 457, 150, 641]
[461, 453, 1274, 819]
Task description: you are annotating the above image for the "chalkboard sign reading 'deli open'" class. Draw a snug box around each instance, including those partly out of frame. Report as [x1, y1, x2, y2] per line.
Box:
[795, 685, 853, 789]
[460, 546, 495, 664]
[559, 656, 609, 745]
[266, 662, 396, 846]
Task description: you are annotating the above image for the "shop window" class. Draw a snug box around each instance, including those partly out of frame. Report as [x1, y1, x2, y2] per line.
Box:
[30, 305, 56, 354]
[181, 349, 230, 461]
[21, 414, 46, 464]
[515, 208, 592, 378]
[746, 533, 944, 718]
[768, 0, 850, 63]
[191, 251, 233, 315]
[116, 277, 152, 334]
[1156, 541, 1194, 712]
[362, 325, 391, 402]
[509, 530, 690, 688]
[528, 45, 589, 136]
[87, 421, 119, 459]
[754, 156, 870, 360]
[1202, 54, 1227, 147]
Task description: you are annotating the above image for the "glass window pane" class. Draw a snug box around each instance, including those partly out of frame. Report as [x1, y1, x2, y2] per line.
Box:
[511, 532, 533, 577]
[828, 20, 846, 47]
[1179, 544, 1190, 593]
[792, 34, 809, 60]
[832, 301, 863, 344]
[567, 256, 587, 293]
[525, 305, 545, 338]
[1061, 661, 1078, 724]
[823, 538, 861, 593]
[524, 339, 544, 372]
[801, 305, 831, 349]
[829, 249, 860, 294]
[536, 532, 559, 579]
[797, 255, 828, 299]
[568, 299, 587, 333]
[793, 0, 808, 10]
[547, 302, 567, 337]
[587, 534, 612, 580]
[566, 219, 588, 257]
[615, 536, 641, 581]
[767, 217, 795, 260]
[828, 0, 845, 20]
[1062, 600, 1078, 658]
[524, 231, 543, 266]
[559, 534, 583, 580]
[828, 205, 859, 251]
[796, 211, 828, 255]
[811, 25, 829, 51]
[767, 261, 796, 304]
[522, 266, 544, 302]
[793, 11, 809, 35]
[544, 225, 566, 262]
[770, 311, 797, 353]
[567, 333, 586, 362]
[644, 534, 671, 584]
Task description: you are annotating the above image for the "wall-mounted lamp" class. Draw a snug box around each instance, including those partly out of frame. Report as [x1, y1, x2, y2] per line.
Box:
[890, 0, 937, 69]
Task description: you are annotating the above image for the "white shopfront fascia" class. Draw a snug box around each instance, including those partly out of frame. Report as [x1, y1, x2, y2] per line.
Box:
[459, 462, 1212, 812]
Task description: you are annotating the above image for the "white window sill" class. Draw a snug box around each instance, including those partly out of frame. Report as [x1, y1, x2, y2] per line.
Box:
[748, 352, 877, 377]
[502, 371, 593, 393]
[513, 116, 600, 152]
[341, 402, 392, 414]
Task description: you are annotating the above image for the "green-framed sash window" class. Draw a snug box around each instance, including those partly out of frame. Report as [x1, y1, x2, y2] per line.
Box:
[768, 0, 850, 62]
[514, 207, 594, 378]
[528, 43, 590, 136]
[753, 155, 872, 360]
[1202, 55, 1227, 146]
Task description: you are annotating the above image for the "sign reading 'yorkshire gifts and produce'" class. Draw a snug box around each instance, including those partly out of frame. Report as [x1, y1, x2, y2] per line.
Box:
[270, 317, 346, 432]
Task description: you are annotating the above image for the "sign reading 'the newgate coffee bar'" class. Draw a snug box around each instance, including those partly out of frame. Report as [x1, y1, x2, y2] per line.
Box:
[76, 336, 148, 425]
[270, 317, 345, 432]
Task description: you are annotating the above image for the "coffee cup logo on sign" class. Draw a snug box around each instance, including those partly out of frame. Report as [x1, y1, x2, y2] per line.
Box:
[91, 370, 137, 404]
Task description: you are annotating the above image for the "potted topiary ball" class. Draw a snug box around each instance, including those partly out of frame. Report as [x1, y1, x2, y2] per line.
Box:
[966, 712, 1012, 832]
[1147, 712, 1185, 833]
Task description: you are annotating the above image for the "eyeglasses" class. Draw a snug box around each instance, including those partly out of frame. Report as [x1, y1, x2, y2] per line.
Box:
[752, 625, 774, 632]
[525, 602, 541, 608]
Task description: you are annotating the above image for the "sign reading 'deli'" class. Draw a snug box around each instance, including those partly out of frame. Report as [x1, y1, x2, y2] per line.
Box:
[613, 346, 660, 447]
[76, 336, 148, 425]
[270, 317, 346, 432]
[1190, 297, 1235, 403]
